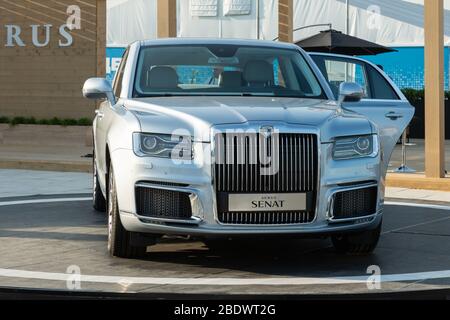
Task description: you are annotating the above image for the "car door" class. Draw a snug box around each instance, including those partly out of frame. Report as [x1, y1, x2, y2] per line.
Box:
[310, 53, 414, 175]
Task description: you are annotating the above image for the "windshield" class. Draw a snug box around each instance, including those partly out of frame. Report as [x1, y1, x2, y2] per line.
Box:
[133, 44, 326, 99]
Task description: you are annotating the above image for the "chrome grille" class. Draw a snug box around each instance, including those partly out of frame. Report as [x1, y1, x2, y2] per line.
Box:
[214, 132, 318, 225]
[214, 133, 318, 193]
[218, 211, 314, 225]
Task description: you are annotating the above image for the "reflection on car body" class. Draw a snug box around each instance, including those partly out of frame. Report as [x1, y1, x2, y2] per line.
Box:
[83, 39, 414, 258]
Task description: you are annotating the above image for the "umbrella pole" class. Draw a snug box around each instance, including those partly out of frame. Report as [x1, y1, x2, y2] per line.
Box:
[394, 130, 416, 173]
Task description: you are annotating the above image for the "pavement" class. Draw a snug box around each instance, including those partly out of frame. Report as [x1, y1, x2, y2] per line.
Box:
[0, 199, 450, 295]
[0, 169, 450, 295]
[388, 139, 450, 173]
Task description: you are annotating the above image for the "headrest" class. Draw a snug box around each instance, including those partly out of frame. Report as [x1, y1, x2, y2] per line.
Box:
[147, 66, 178, 89]
[243, 60, 274, 85]
[219, 71, 243, 88]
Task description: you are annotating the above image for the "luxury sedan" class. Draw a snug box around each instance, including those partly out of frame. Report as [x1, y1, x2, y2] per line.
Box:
[83, 39, 414, 258]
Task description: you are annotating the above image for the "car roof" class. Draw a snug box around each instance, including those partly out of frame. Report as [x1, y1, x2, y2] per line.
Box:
[138, 38, 300, 51]
[308, 51, 372, 64]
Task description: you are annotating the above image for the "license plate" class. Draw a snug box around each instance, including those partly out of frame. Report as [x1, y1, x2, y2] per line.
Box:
[228, 193, 306, 212]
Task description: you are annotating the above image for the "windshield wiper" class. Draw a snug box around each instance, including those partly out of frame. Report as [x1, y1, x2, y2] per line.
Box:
[136, 92, 313, 99]
[137, 93, 178, 97]
[238, 92, 275, 97]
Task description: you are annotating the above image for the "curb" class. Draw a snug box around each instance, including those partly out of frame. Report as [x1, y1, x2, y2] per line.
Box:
[386, 173, 450, 192]
[0, 159, 91, 173]
[385, 197, 450, 206]
[0, 124, 93, 147]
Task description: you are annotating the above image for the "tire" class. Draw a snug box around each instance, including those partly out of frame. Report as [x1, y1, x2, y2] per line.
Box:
[107, 162, 147, 258]
[93, 151, 106, 212]
[331, 220, 382, 255]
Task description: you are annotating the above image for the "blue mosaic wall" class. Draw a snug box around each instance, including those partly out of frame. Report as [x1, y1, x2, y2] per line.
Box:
[362, 47, 450, 90]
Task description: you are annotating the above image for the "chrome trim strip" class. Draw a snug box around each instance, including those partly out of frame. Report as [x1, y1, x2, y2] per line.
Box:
[124, 209, 203, 226]
[327, 212, 379, 224]
[135, 182, 195, 193]
[138, 215, 203, 225]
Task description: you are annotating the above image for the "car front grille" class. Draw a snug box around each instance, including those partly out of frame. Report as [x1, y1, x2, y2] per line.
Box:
[135, 186, 192, 220]
[218, 211, 314, 225]
[332, 186, 378, 220]
[214, 132, 318, 225]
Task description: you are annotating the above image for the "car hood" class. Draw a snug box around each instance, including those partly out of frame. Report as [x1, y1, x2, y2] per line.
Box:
[125, 96, 372, 142]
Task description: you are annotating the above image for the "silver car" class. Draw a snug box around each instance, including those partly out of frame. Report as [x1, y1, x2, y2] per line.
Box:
[83, 39, 413, 258]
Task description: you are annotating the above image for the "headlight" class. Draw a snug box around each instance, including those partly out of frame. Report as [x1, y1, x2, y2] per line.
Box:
[133, 133, 193, 159]
[333, 134, 379, 160]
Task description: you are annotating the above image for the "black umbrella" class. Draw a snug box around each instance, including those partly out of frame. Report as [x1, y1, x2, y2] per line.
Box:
[296, 29, 397, 56]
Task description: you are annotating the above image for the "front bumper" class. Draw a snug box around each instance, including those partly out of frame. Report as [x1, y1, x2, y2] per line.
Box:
[111, 139, 383, 237]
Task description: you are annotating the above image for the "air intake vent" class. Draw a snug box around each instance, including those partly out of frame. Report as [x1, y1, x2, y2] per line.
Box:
[135, 186, 192, 220]
[332, 186, 377, 220]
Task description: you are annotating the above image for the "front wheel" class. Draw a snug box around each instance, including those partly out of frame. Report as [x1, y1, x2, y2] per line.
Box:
[331, 220, 382, 255]
[107, 162, 147, 258]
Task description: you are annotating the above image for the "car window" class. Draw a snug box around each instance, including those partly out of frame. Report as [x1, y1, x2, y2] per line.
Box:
[311, 55, 370, 99]
[366, 63, 400, 100]
[133, 45, 326, 99]
[113, 48, 130, 98]
[311, 55, 400, 101]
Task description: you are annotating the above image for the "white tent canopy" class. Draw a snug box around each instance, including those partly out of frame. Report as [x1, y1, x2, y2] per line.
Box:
[106, 0, 450, 47]
[107, 0, 157, 46]
[293, 0, 450, 46]
[177, 0, 278, 40]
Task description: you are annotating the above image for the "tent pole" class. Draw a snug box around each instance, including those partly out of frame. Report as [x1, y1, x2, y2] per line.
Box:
[345, 0, 350, 35]
[256, 0, 260, 40]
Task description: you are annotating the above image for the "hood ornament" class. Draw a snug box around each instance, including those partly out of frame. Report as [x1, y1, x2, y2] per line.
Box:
[259, 125, 274, 138]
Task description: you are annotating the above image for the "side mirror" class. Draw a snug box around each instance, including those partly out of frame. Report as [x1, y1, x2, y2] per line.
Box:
[338, 82, 364, 104]
[82, 78, 116, 105]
